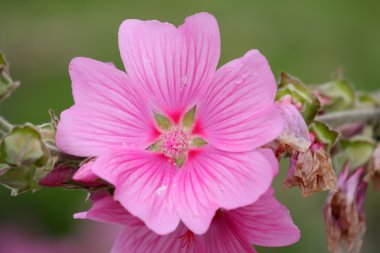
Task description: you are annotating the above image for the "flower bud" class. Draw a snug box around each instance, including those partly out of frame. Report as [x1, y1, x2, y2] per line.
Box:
[324, 165, 367, 253]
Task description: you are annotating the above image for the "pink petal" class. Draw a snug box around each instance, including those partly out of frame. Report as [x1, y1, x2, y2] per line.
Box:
[276, 101, 311, 152]
[118, 12, 220, 115]
[111, 224, 206, 253]
[74, 191, 141, 227]
[198, 50, 284, 152]
[56, 57, 155, 157]
[39, 164, 75, 187]
[173, 147, 277, 234]
[230, 188, 300, 247]
[112, 215, 256, 253]
[92, 148, 180, 235]
[72, 160, 103, 186]
[204, 211, 258, 253]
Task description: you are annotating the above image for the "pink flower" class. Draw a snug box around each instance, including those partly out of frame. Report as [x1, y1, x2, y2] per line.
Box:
[75, 189, 300, 253]
[56, 13, 284, 235]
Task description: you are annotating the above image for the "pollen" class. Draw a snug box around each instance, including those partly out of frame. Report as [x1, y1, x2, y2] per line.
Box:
[157, 127, 189, 160]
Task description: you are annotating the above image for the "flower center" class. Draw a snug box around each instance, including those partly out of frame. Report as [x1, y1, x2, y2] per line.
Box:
[157, 127, 189, 160]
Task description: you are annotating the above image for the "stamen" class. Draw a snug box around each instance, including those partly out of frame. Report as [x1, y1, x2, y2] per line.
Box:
[157, 127, 189, 163]
[177, 230, 196, 249]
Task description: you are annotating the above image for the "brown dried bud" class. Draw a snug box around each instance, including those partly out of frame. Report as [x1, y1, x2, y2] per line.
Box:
[284, 146, 338, 196]
[366, 143, 380, 191]
[324, 166, 367, 253]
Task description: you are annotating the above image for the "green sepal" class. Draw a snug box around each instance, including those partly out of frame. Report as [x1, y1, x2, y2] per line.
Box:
[0, 124, 49, 167]
[340, 138, 376, 169]
[190, 137, 207, 147]
[309, 121, 340, 149]
[0, 166, 39, 195]
[357, 93, 380, 108]
[175, 155, 186, 168]
[314, 73, 355, 112]
[0, 52, 19, 101]
[276, 72, 321, 124]
[154, 113, 171, 130]
[182, 106, 196, 129]
[146, 142, 160, 152]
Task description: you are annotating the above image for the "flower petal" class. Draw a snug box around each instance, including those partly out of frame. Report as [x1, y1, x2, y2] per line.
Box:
[198, 50, 284, 152]
[72, 160, 103, 187]
[74, 191, 141, 227]
[276, 101, 311, 152]
[173, 147, 277, 234]
[111, 224, 206, 253]
[56, 57, 155, 157]
[118, 12, 220, 115]
[204, 211, 258, 253]
[92, 148, 180, 235]
[230, 188, 300, 247]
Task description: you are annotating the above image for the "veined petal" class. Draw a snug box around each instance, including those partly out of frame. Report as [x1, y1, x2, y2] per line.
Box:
[72, 160, 103, 186]
[112, 224, 206, 253]
[198, 50, 284, 152]
[118, 12, 220, 115]
[204, 211, 258, 253]
[56, 58, 155, 157]
[277, 101, 311, 152]
[173, 147, 277, 234]
[74, 191, 141, 227]
[230, 188, 300, 247]
[92, 148, 180, 235]
[111, 211, 256, 253]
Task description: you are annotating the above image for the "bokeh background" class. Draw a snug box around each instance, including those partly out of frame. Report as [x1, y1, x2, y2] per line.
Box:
[1, 0, 380, 252]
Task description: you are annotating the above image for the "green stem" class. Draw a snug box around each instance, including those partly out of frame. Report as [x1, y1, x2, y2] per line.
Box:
[0, 116, 12, 133]
[316, 107, 380, 127]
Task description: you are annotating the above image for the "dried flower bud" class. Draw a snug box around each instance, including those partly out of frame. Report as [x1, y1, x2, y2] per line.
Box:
[366, 143, 380, 191]
[284, 143, 338, 196]
[324, 165, 367, 253]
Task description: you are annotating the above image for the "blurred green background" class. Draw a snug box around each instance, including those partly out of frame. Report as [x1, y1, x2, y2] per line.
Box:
[1, 0, 380, 252]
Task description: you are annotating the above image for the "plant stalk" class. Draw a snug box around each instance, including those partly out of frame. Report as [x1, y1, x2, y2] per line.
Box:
[316, 107, 380, 127]
[0, 116, 12, 133]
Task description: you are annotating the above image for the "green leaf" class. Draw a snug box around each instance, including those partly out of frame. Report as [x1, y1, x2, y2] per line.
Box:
[182, 106, 196, 129]
[154, 113, 171, 130]
[0, 125, 48, 167]
[309, 121, 340, 148]
[190, 137, 207, 147]
[276, 72, 321, 124]
[340, 138, 376, 169]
